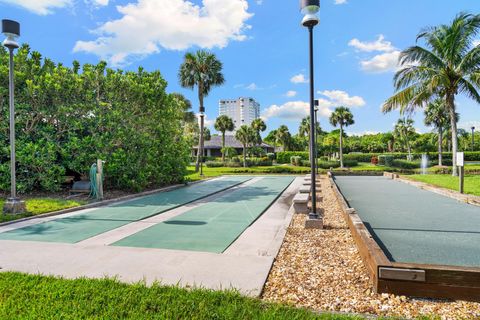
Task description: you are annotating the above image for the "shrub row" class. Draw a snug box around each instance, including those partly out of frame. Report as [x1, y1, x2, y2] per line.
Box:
[344, 152, 480, 162]
[276, 152, 309, 164]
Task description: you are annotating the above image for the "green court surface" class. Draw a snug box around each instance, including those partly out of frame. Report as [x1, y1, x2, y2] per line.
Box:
[334, 176, 480, 267]
[0, 177, 251, 244]
[113, 176, 294, 253]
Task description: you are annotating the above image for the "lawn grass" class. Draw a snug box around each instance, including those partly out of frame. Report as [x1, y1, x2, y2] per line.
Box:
[185, 165, 313, 181]
[406, 174, 480, 196]
[0, 272, 359, 320]
[0, 198, 84, 223]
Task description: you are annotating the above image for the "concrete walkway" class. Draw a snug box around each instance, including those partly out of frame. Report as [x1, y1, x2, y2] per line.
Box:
[0, 176, 303, 296]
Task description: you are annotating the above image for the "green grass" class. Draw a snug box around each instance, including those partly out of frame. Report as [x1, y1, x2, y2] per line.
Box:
[0, 272, 358, 320]
[185, 165, 313, 181]
[0, 198, 84, 223]
[406, 174, 480, 196]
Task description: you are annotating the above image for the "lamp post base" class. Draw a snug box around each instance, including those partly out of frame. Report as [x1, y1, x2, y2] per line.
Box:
[305, 212, 323, 229]
[3, 198, 26, 215]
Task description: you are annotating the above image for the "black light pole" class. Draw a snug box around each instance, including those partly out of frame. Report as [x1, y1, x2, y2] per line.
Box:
[199, 111, 205, 177]
[2, 19, 25, 214]
[472, 127, 476, 151]
[300, 0, 320, 222]
[314, 100, 319, 174]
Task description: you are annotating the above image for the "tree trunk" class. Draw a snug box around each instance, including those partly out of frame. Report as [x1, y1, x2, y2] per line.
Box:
[339, 125, 344, 168]
[221, 132, 226, 162]
[438, 127, 443, 166]
[243, 144, 246, 168]
[195, 92, 204, 173]
[448, 94, 458, 176]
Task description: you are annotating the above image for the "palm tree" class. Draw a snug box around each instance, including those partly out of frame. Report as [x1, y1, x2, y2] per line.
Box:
[251, 118, 267, 146]
[382, 13, 480, 176]
[394, 118, 416, 159]
[235, 125, 255, 167]
[329, 107, 354, 168]
[179, 50, 225, 172]
[275, 125, 291, 152]
[424, 99, 455, 166]
[214, 115, 235, 162]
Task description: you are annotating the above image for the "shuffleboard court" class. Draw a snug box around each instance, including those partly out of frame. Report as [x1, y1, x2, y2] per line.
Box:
[112, 176, 294, 253]
[334, 176, 480, 267]
[0, 177, 251, 244]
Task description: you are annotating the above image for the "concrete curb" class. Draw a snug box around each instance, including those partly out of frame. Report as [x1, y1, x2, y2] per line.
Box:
[0, 179, 210, 227]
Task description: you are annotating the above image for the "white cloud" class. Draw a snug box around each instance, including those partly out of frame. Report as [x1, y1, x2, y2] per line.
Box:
[262, 101, 333, 121]
[348, 35, 400, 73]
[245, 83, 259, 90]
[91, 0, 109, 6]
[256, 0, 263, 4]
[318, 90, 366, 107]
[290, 73, 309, 84]
[197, 113, 215, 128]
[74, 0, 253, 66]
[458, 121, 480, 131]
[0, 0, 72, 15]
[285, 90, 297, 98]
[360, 50, 401, 73]
[334, 0, 347, 4]
[348, 35, 395, 53]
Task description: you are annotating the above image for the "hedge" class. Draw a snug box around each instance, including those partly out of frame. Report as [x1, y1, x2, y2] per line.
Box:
[276, 152, 309, 164]
[344, 152, 480, 162]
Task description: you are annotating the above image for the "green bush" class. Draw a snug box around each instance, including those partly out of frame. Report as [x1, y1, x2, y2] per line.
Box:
[277, 151, 309, 164]
[266, 153, 276, 161]
[343, 160, 359, 167]
[205, 161, 224, 168]
[290, 156, 302, 166]
[247, 159, 273, 167]
[378, 155, 386, 166]
[391, 159, 420, 169]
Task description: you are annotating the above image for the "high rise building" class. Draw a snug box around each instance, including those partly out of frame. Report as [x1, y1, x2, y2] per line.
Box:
[219, 97, 260, 134]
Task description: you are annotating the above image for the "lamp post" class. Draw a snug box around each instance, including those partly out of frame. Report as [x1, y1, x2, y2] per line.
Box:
[472, 127, 476, 151]
[199, 111, 205, 177]
[314, 100, 319, 174]
[2, 19, 25, 214]
[300, 0, 322, 228]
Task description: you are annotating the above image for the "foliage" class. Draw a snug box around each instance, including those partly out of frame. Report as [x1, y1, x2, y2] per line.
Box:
[215, 115, 235, 161]
[0, 45, 189, 192]
[329, 107, 355, 168]
[291, 156, 302, 166]
[235, 125, 257, 167]
[221, 146, 237, 159]
[407, 174, 480, 196]
[382, 12, 480, 174]
[0, 198, 84, 223]
[277, 152, 309, 164]
[179, 50, 225, 171]
[0, 272, 359, 320]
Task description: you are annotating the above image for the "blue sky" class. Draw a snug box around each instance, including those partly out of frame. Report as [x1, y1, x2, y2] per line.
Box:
[2, 0, 480, 135]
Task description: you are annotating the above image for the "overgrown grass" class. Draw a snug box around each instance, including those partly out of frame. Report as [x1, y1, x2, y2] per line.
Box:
[0, 272, 358, 320]
[0, 198, 84, 223]
[406, 174, 480, 196]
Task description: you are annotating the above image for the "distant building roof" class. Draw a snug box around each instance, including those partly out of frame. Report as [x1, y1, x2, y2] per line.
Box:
[193, 135, 273, 149]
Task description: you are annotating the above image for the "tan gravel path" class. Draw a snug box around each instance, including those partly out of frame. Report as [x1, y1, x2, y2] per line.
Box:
[262, 175, 480, 319]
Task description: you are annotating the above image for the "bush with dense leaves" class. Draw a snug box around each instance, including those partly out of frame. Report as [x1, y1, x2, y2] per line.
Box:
[277, 151, 309, 164]
[0, 45, 190, 192]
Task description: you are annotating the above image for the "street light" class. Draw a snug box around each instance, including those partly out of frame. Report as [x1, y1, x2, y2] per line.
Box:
[2, 19, 25, 214]
[314, 100, 319, 174]
[300, 0, 322, 228]
[473, 127, 476, 151]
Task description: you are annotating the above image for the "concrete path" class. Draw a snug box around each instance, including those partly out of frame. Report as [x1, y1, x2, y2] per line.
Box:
[0, 176, 303, 296]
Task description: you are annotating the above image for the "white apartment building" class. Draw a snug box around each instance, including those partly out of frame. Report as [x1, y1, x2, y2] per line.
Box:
[219, 97, 260, 134]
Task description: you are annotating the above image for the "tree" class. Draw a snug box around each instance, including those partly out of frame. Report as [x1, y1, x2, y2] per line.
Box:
[264, 129, 278, 152]
[424, 99, 455, 166]
[394, 118, 416, 159]
[275, 125, 291, 152]
[179, 50, 225, 172]
[329, 107, 354, 168]
[382, 13, 480, 175]
[235, 125, 255, 167]
[214, 115, 235, 161]
[251, 118, 267, 146]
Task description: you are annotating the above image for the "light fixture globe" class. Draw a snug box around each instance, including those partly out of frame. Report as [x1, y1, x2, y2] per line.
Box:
[300, 0, 320, 27]
[2, 19, 20, 49]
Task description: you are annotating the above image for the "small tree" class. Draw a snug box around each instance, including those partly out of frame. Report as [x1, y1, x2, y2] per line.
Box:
[235, 125, 255, 167]
[251, 118, 267, 146]
[329, 107, 354, 168]
[394, 118, 416, 160]
[275, 125, 291, 152]
[214, 115, 235, 162]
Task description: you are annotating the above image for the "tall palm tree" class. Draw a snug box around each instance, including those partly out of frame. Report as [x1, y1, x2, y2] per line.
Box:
[424, 99, 456, 166]
[214, 115, 235, 162]
[382, 13, 480, 175]
[275, 125, 291, 152]
[235, 125, 255, 167]
[329, 107, 354, 168]
[394, 118, 416, 159]
[251, 118, 267, 146]
[179, 50, 225, 172]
